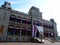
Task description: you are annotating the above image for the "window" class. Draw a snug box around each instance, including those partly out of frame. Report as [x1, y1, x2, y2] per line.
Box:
[21, 30, 26, 36]
[36, 23, 39, 26]
[8, 25, 14, 35]
[27, 30, 31, 36]
[22, 20, 26, 24]
[16, 16, 21, 23]
[15, 29, 20, 36]
[7, 28, 14, 35]
[35, 21, 42, 26]
[16, 19, 21, 23]
[26, 19, 31, 25]
[39, 23, 42, 26]
[51, 26, 54, 29]
[10, 15, 16, 22]
[21, 27, 26, 36]
[15, 26, 20, 36]
[49, 26, 53, 29]
[43, 24, 48, 28]
[27, 21, 31, 24]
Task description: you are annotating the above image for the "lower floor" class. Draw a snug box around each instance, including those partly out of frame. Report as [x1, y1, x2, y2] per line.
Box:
[0, 32, 57, 42]
[0, 25, 57, 42]
[0, 31, 42, 42]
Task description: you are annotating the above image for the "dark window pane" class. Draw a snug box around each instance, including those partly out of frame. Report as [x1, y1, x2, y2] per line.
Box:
[15, 29, 20, 36]
[16, 19, 21, 23]
[27, 30, 31, 36]
[10, 17, 16, 22]
[27, 21, 31, 24]
[8, 28, 14, 35]
[21, 30, 26, 36]
[22, 20, 26, 24]
[39, 23, 42, 26]
[43, 24, 48, 28]
[36, 23, 39, 26]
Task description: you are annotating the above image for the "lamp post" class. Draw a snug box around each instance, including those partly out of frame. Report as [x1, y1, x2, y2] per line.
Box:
[51, 33, 54, 42]
[29, 10, 33, 41]
[40, 32, 42, 42]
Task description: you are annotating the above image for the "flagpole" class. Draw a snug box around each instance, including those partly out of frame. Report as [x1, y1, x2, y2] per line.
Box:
[29, 9, 34, 41]
[31, 13, 33, 38]
[29, 10, 34, 39]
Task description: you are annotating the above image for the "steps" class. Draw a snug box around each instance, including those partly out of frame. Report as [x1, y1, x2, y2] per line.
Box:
[32, 37, 44, 43]
[44, 39, 51, 43]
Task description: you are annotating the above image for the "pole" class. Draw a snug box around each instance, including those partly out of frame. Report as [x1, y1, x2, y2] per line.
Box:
[41, 33, 42, 42]
[29, 11, 33, 41]
[31, 13, 33, 38]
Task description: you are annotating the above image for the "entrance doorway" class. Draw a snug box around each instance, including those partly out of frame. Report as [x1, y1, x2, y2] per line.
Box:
[36, 31, 39, 37]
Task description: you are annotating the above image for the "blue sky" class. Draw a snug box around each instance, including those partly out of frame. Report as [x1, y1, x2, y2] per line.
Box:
[0, 0, 60, 36]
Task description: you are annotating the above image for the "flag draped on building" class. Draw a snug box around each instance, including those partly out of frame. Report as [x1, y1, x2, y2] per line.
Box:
[32, 25, 38, 38]
[34, 25, 38, 37]
[32, 25, 44, 38]
[32, 25, 34, 38]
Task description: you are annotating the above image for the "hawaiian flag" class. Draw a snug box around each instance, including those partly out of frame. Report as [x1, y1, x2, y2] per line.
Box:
[34, 25, 38, 37]
[32, 25, 34, 37]
[32, 25, 38, 37]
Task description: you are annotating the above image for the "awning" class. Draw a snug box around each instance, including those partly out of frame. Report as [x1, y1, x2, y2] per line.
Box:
[27, 28, 31, 31]
[21, 27, 26, 30]
[17, 16, 21, 19]
[11, 16, 15, 18]
[17, 18, 21, 19]
[26, 19, 30, 22]
[9, 26, 14, 28]
[22, 18, 26, 20]
[16, 27, 20, 29]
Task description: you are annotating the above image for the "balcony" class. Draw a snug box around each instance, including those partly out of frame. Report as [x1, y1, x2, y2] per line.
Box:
[10, 15, 16, 22]
[16, 16, 21, 23]
[34, 21, 42, 26]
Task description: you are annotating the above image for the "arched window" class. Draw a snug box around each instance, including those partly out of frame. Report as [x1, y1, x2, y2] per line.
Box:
[43, 24, 48, 28]
[15, 26, 20, 36]
[35, 21, 42, 26]
[22, 18, 26, 24]
[10, 15, 16, 22]
[21, 27, 26, 36]
[26, 19, 31, 24]
[49, 25, 54, 29]
[27, 28, 31, 36]
[27, 30, 31, 36]
[8, 25, 14, 35]
[16, 16, 21, 23]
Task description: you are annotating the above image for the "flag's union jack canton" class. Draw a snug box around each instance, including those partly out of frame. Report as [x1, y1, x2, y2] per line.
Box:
[32, 25, 38, 37]
[32, 25, 43, 38]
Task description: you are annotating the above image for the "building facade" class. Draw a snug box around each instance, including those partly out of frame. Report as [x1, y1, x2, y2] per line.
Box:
[0, 2, 57, 42]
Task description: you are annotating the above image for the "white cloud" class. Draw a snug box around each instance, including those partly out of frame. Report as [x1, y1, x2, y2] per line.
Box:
[15, 8, 29, 13]
[8, 1, 20, 4]
[41, 0, 60, 36]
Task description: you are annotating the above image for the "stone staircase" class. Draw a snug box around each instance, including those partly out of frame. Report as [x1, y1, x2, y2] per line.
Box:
[44, 38, 55, 43]
[44, 39, 51, 44]
[31, 37, 55, 43]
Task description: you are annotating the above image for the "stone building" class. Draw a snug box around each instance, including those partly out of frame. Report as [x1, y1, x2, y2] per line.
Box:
[0, 2, 57, 42]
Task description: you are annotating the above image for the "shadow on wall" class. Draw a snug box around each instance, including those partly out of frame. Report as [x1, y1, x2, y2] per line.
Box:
[0, 25, 4, 34]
